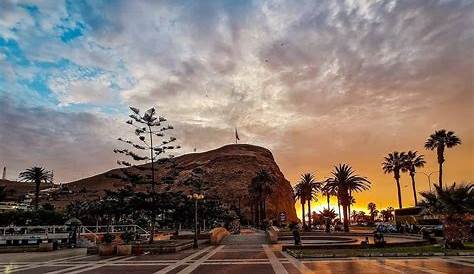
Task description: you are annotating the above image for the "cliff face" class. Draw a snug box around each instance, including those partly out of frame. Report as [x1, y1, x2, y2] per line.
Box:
[61, 144, 297, 223]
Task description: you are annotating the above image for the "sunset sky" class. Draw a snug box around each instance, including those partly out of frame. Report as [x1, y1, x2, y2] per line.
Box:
[0, 0, 473, 211]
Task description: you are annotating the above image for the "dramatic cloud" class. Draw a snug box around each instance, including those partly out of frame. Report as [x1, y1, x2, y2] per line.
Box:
[0, 0, 473, 208]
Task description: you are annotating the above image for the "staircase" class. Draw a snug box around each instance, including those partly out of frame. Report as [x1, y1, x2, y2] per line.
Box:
[221, 230, 267, 245]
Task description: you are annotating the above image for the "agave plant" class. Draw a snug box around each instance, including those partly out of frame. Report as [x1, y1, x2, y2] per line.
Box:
[420, 183, 473, 248]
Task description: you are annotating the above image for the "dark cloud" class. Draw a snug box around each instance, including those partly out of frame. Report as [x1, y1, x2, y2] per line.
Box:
[0, 96, 121, 182]
[1, 0, 473, 208]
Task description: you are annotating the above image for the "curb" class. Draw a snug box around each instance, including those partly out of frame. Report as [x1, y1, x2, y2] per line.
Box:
[285, 250, 474, 259]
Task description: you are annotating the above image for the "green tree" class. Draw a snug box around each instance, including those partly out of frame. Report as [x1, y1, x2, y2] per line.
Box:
[114, 106, 179, 243]
[367, 202, 378, 224]
[295, 173, 321, 230]
[424, 129, 461, 188]
[420, 183, 473, 248]
[293, 183, 307, 228]
[326, 164, 370, 232]
[250, 170, 276, 227]
[382, 152, 407, 209]
[0, 186, 6, 202]
[380, 207, 394, 222]
[402, 151, 426, 206]
[18, 167, 53, 210]
[321, 183, 336, 211]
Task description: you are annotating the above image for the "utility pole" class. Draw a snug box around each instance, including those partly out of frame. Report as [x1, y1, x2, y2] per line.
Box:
[2, 166, 5, 180]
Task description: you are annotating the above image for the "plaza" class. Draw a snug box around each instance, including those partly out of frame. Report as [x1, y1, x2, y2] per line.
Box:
[1, 230, 473, 274]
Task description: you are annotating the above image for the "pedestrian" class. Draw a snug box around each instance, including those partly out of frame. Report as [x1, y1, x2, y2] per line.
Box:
[291, 222, 301, 246]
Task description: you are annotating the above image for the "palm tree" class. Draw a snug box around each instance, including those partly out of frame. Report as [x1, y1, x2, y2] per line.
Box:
[321, 183, 336, 211]
[299, 173, 322, 230]
[380, 207, 394, 222]
[326, 164, 370, 232]
[19, 167, 53, 210]
[424, 129, 461, 188]
[348, 196, 356, 223]
[293, 183, 307, 228]
[382, 152, 407, 209]
[420, 183, 473, 248]
[367, 202, 377, 224]
[250, 170, 276, 227]
[402, 151, 426, 206]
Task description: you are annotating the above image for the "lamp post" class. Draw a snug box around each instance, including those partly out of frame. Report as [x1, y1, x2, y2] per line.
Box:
[416, 171, 439, 192]
[188, 193, 204, 248]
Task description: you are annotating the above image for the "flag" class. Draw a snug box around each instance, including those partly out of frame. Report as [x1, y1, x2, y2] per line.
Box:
[235, 128, 240, 143]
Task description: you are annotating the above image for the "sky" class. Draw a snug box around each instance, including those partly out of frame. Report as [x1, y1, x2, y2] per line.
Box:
[0, 0, 473, 211]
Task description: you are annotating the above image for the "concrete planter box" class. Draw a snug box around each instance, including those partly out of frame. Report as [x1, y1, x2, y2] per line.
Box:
[116, 244, 132, 256]
[38, 242, 53, 252]
[98, 244, 116, 256]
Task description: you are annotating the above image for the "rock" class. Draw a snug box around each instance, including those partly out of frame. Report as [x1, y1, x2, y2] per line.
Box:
[61, 144, 297, 223]
[210, 227, 230, 245]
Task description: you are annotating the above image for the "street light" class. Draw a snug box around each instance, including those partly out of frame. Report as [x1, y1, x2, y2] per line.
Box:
[187, 193, 205, 248]
[416, 171, 439, 192]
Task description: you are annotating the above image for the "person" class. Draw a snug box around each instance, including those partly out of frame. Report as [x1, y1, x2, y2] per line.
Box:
[325, 217, 331, 233]
[361, 236, 369, 248]
[374, 231, 385, 247]
[290, 222, 301, 246]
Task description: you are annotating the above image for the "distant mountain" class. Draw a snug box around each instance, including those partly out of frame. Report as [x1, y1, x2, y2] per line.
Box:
[57, 144, 297, 222]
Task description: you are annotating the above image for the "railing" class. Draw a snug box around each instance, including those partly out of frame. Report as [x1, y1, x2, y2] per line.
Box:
[80, 225, 149, 236]
[0, 225, 69, 237]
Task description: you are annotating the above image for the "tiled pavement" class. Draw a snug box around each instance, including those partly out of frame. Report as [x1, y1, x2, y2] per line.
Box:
[1, 231, 473, 274]
[1, 245, 473, 274]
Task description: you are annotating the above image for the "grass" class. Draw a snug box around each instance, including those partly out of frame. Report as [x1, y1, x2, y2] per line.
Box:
[289, 243, 474, 258]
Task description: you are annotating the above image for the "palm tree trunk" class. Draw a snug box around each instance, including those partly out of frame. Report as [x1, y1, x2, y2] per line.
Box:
[348, 190, 352, 224]
[343, 205, 349, 232]
[301, 202, 306, 227]
[395, 177, 403, 209]
[257, 201, 261, 227]
[307, 200, 312, 230]
[326, 194, 330, 210]
[348, 204, 351, 225]
[438, 162, 443, 188]
[337, 199, 341, 219]
[251, 204, 254, 226]
[410, 173, 418, 206]
[35, 179, 40, 210]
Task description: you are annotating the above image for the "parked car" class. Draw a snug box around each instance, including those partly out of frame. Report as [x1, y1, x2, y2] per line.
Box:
[375, 222, 398, 233]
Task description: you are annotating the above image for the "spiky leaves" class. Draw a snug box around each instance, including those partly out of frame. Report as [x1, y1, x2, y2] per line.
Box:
[401, 151, 426, 206]
[19, 166, 53, 210]
[382, 151, 407, 208]
[325, 164, 370, 231]
[420, 183, 473, 248]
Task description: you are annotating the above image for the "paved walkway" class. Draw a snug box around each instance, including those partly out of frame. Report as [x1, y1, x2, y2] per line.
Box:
[1, 231, 473, 274]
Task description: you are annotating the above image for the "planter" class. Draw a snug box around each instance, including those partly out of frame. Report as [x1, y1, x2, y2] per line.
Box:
[38, 242, 53, 252]
[98, 244, 116, 256]
[116, 244, 132, 256]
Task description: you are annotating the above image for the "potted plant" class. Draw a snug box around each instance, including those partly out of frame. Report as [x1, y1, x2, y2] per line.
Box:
[117, 231, 134, 255]
[98, 233, 115, 256]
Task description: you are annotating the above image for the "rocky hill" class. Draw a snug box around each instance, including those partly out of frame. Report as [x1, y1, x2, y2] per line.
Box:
[58, 144, 297, 223]
[0, 179, 48, 201]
